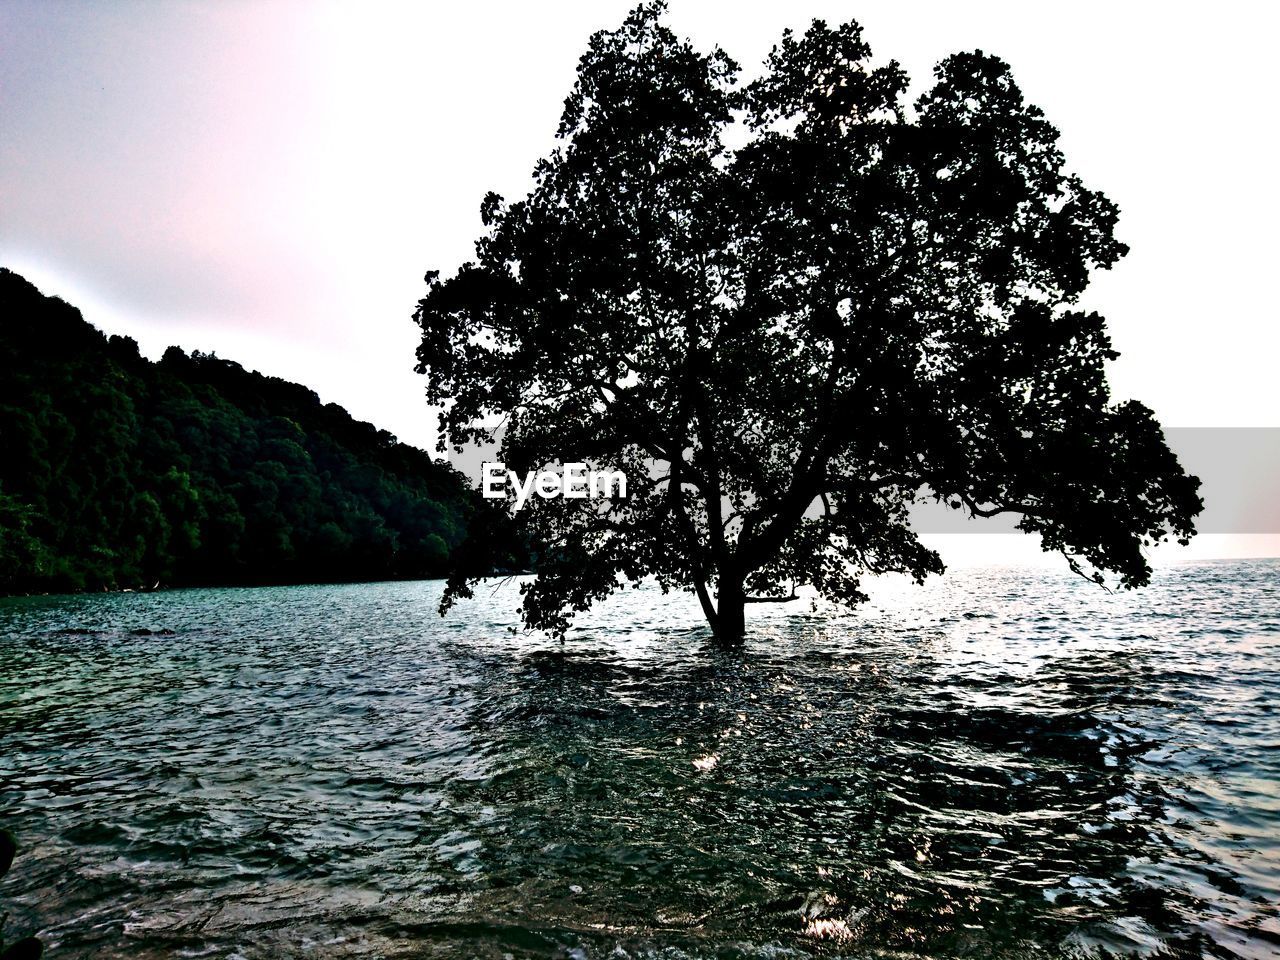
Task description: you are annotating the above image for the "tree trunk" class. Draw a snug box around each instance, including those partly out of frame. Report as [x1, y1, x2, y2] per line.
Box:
[714, 576, 746, 648]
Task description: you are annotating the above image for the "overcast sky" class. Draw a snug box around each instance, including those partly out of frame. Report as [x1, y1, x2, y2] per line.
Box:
[2, 2, 1277, 557]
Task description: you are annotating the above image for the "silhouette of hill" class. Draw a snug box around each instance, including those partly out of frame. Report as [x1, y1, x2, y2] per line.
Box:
[0, 267, 495, 594]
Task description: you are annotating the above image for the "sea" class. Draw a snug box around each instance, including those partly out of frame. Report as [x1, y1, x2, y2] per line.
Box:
[1, 561, 1277, 958]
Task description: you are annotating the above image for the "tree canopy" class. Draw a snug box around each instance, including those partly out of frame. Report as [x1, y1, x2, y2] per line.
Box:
[0, 268, 514, 594]
[414, 3, 1202, 644]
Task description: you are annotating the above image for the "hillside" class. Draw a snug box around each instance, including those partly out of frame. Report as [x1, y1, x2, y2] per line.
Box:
[0, 268, 498, 593]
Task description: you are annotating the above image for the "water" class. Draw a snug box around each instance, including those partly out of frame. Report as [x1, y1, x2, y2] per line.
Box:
[1, 562, 1278, 959]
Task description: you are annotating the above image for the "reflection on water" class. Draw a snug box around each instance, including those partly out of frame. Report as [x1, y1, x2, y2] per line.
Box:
[1, 562, 1278, 958]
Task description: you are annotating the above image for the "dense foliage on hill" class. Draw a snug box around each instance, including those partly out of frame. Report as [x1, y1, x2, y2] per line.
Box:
[0, 268, 496, 594]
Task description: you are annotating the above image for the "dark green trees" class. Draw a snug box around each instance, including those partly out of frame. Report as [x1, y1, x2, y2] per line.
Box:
[0, 268, 480, 593]
[414, 4, 1201, 644]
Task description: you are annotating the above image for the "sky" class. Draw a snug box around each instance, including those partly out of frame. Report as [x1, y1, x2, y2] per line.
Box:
[2, 1, 1277, 559]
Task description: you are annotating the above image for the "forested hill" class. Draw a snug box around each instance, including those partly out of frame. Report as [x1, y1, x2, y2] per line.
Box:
[0, 267, 491, 594]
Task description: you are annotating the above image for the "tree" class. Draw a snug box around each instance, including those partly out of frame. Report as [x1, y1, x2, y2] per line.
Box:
[0, 268, 482, 594]
[414, 3, 1202, 646]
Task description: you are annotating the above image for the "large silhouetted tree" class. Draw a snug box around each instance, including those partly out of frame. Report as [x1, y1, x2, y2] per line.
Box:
[414, 3, 1201, 645]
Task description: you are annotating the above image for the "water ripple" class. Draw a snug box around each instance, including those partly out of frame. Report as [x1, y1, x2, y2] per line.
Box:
[1, 562, 1278, 958]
